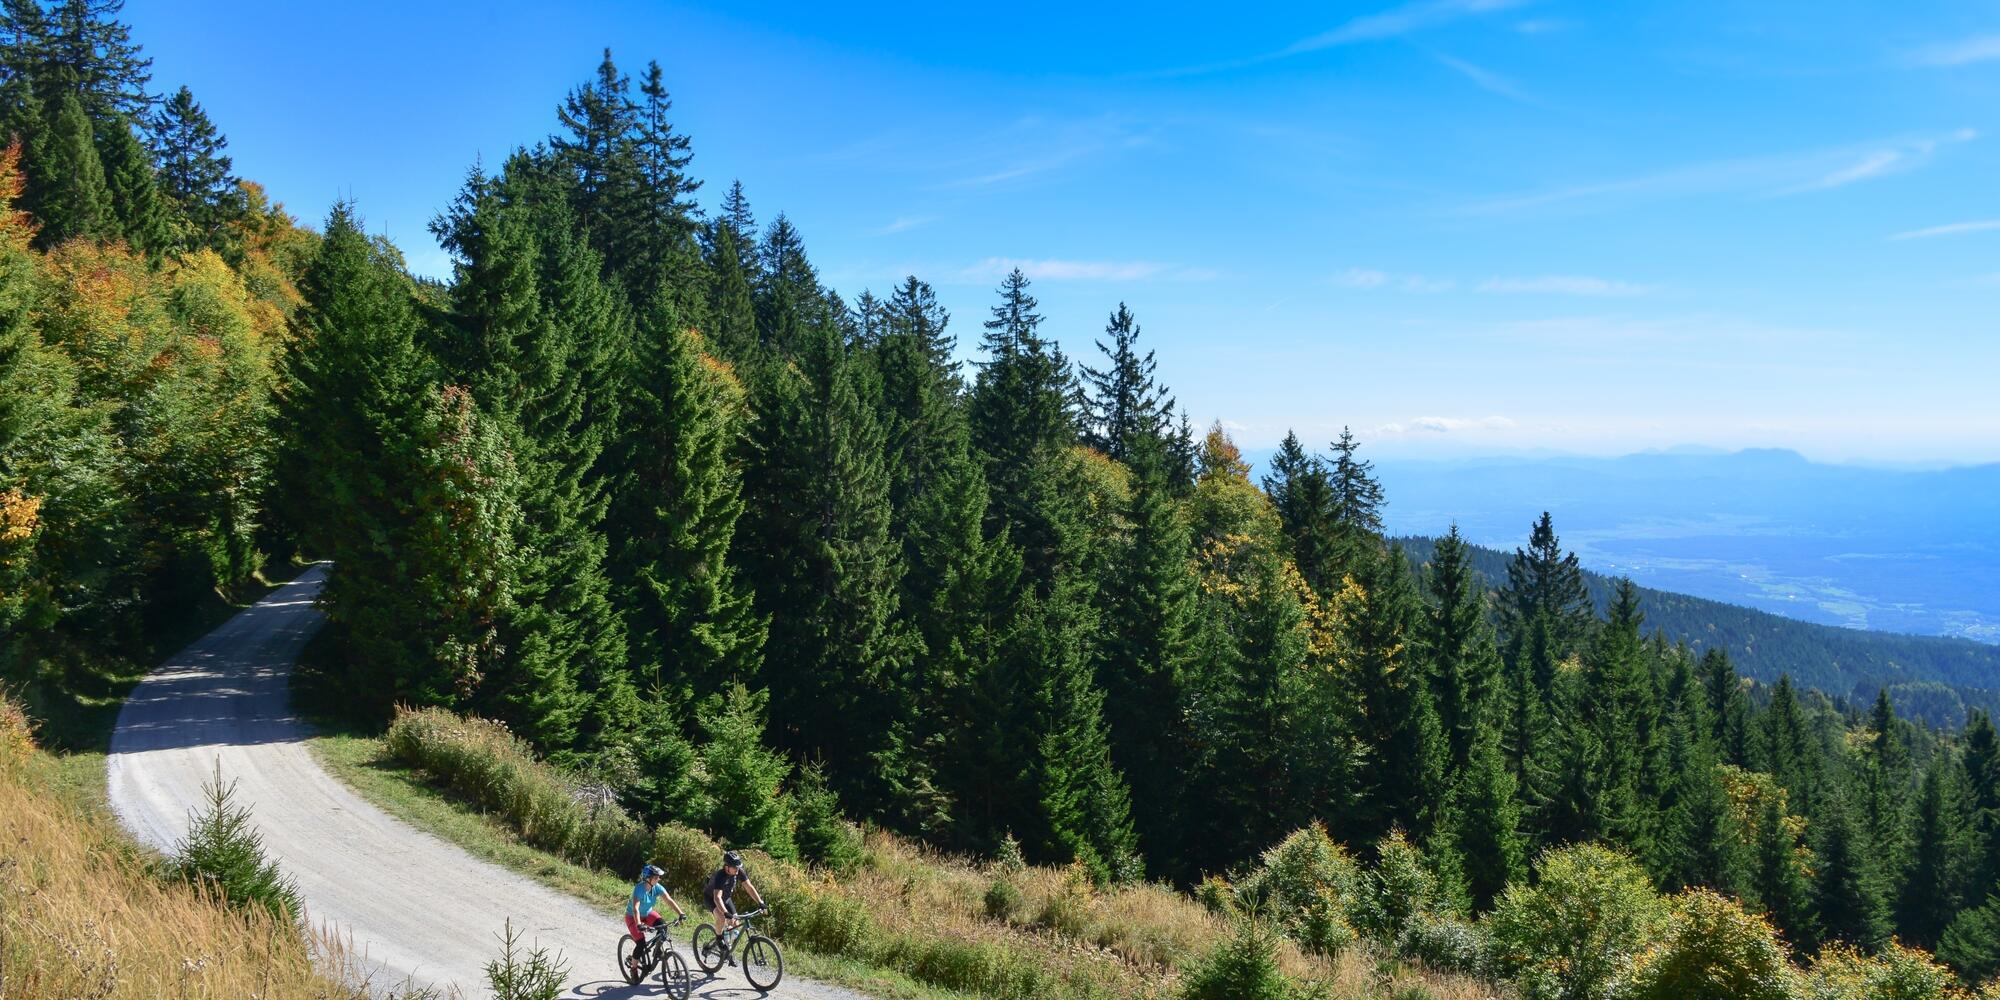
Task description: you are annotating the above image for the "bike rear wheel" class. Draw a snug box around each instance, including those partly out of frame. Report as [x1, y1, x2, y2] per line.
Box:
[616, 933, 645, 985]
[658, 949, 692, 999]
[690, 923, 724, 974]
[743, 934, 783, 991]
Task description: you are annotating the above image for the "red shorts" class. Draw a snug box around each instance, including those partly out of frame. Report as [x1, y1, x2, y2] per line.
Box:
[627, 911, 663, 941]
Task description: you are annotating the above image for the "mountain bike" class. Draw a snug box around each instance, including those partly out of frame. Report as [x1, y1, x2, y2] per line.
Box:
[690, 907, 783, 991]
[616, 917, 692, 999]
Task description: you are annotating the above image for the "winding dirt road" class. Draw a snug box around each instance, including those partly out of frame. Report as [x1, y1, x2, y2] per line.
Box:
[107, 564, 870, 1000]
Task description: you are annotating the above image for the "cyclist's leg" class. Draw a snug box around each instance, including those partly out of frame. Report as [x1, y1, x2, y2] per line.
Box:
[626, 911, 645, 943]
[712, 902, 730, 939]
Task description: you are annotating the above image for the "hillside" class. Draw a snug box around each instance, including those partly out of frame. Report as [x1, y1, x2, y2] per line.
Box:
[1396, 534, 2000, 721]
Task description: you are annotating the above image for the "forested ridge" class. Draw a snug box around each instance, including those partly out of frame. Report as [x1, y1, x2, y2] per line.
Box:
[1393, 535, 2000, 727]
[12, 2, 2000, 991]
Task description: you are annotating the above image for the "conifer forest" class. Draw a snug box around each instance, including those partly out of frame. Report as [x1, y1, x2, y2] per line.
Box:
[9, 2, 2000, 991]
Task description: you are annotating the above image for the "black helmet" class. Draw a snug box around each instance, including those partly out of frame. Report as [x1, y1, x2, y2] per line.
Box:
[723, 850, 744, 869]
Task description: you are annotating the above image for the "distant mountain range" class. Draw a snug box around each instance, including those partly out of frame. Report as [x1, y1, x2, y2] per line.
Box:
[1367, 449, 2000, 645]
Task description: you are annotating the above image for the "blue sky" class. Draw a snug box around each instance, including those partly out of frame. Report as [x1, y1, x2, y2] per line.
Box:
[128, 1, 2000, 462]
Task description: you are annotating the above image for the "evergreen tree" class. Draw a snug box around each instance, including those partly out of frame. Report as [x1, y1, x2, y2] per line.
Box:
[698, 683, 795, 859]
[1941, 894, 2000, 985]
[1022, 583, 1141, 882]
[35, 0, 151, 120]
[1499, 630, 1557, 846]
[1901, 753, 1972, 949]
[735, 310, 913, 811]
[95, 113, 171, 252]
[752, 213, 816, 354]
[1759, 675, 1816, 814]
[1966, 710, 2000, 892]
[606, 305, 765, 706]
[1753, 792, 1817, 950]
[1325, 427, 1384, 577]
[967, 268, 1080, 591]
[1079, 302, 1172, 460]
[1261, 430, 1338, 596]
[1561, 579, 1656, 852]
[1654, 677, 1749, 897]
[1425, 525, 1501, 767]
[1344, 544, 1449, 843]
[1811, 783, 1891, 950]
[1862, 689, 1914, 896]
[701, 205, 758, 363]
[34, 90, 108, 245]
[149, 85, 241, 247]
[1094, 434, 1197, 871]
[1699, 647, 1753, 765]
[874, 275, 961, 529]
[1449, 723, 1526, 910]
[1498, 511, 1594, 692]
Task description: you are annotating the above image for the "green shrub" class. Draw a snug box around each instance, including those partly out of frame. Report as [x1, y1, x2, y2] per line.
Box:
[650, 822, 718, 896]
[698, 684, 795, 859]
[1235, 823, 1361, 957]
[1806, 942, 1971, 1000]
[1035, 865, 1097, 940]
[1626, 889, 1799, 1000]
[793, 762, 865, 874]
[776, 885, 874, 957]
[1177, 920, 1302, 1000]
[1355, 829, 1453, 943]
[1396, 913, 1489, 977]
[995, 830, 1026, 873]
[1489, 843, 1670, 1000]
[985, 876, 1025, 921]
[1194, 874, 1236, 915]
[170, 761, 302, 921]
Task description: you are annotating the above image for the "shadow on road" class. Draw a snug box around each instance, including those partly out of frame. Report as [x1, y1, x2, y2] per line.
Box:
[565, 972, 773, 998]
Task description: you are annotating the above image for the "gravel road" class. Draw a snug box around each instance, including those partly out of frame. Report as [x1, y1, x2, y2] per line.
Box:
[107, 564, 872, 1000]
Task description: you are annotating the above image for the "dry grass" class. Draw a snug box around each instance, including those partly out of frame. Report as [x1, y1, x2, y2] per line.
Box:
[0, 700, 443, 1000]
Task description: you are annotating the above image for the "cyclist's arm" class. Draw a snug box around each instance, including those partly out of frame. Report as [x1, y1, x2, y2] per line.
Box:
[666, 890, 687, 918]
[744, 877, 765, 908]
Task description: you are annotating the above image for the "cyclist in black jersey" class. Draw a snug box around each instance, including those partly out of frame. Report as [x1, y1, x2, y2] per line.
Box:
[704, 850, 765, 962]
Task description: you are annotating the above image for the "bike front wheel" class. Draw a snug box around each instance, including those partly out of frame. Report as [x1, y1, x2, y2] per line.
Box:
[690, 923, 724, 974]
[743, 934, 783, 991]
[658, 949, 692, 999]
[616, 934, 645, 986]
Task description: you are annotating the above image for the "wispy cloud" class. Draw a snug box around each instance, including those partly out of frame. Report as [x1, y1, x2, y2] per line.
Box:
[1433, 52, 1534, 102]
[871, 215, 936, 236]
[1907, 35, 2000, 67]
[1470, 128, 1978, 214]
[1891, 219, 2000, 240]
[1284, 0, 1528, 52]
[955, 257, 1216, 283]
[1142, 0, 1526, 77]
[1330, 267, 1455, 292]
[1477, 275, 1656, 296]
[1376, 415, 1518, 436]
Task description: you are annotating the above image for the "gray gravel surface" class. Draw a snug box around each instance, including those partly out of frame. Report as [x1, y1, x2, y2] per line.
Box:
[107, 564, 873, 1000]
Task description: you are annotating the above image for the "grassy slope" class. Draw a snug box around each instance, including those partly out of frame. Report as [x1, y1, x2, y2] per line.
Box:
[309, 731, 989, 1000]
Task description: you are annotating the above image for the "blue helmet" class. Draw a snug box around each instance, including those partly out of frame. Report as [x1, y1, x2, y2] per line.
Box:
[641, 864, 665, 879]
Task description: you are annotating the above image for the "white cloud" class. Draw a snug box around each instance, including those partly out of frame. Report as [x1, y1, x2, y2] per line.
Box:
[1907, 35, 2000, 67]
[872, 215, 936, 235]
[1330, 267, 1454, 291]
[1891, 219, 2000, 240]
[1376, 415, 1518, 436]
[1477, 275, 1656, 296]
[955, 257, 1213, 283]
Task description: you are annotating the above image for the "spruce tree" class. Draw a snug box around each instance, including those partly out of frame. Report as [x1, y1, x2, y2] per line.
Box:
[149, 86, 241, 247]
[1425, 525, 1501, 767]
[874, 274, 962, 529]
[1901, 753, 1972, 948]
[1449, 723, 1526, 910]
[735, 309, 913, 811]
[1325, 427, 1384, 577]
[37, 0, 151, 120]
[1699, 647, 1753, 765]
[1498, 511, 1594, 692]
[1094, 434, 1197, 871]
[606, 305, 766, 706]
[967, 268, 1081, 591]
[1759, 675, 1816, 814]
[1862, 689, 1914, 897]
[1344, 544, 1449, 843]
[1753, 792, 1817, 950]
[1966, 710, 2000, 893]
[752, 213, 816, 354]
[35, 90, 109, 245]
[1079, 302, 1172, 460]
[1261, 430, 1339, 596]
[1566, 579, 1656, 852]
[701, 205, 759, 364]
[95, 113, 172, 252]
[1811, 783, 1891, 950]
[1022, 583, 1141, 882]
